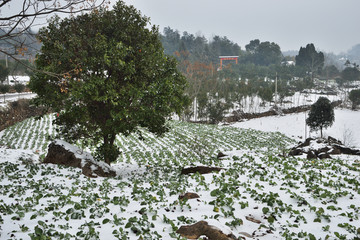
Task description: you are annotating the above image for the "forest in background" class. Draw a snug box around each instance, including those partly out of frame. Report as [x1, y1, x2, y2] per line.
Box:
[159, 27, 360, 123]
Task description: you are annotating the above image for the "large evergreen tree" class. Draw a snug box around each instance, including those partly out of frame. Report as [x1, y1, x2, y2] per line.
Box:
[341, 66, 360, 82]
[29, 1, 188, 164]
[349, 89, 360, 110]
[243, 39, 282, 66]
[306, 97, 334, 138]
[295, 43, 324, 81]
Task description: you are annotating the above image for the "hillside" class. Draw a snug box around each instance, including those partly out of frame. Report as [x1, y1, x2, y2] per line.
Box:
[1, 117, 360, 239]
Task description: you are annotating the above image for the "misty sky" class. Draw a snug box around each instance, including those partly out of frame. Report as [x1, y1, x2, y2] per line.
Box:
[3, 0, 359, 54]
[121, 0, 360, 54]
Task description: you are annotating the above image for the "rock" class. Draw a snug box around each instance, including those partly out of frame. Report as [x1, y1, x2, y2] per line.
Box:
[328, 136, 342, 145]
[332, 144, 360, 155]
[317, 146, 330, 153]
[318, 152, 331, 159]
[176, 221, 237, 240]
[181, 166, 224, 175]
[329, 148, 341, 155]
[43, 142, 82, 168]
[43, 140, 116, 178]
[81, 161, 116, 178]
[217, 152, 227, 159]
[306, 151, 317, 160]
[245, 215, 261, 224]
[289, 137, 360, 160]
[179, 192, 200, 200]
[238, 232, 253, 238]
[299, 138, 314, 148]
[288, 148, 303, 156]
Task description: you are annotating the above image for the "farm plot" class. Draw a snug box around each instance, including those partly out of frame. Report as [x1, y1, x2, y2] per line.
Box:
[0, 114, 56, 152]
[0, 116, 360, 239]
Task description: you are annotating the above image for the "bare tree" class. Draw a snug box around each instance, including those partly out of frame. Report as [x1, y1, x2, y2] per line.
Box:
[0, 0, 106, 66]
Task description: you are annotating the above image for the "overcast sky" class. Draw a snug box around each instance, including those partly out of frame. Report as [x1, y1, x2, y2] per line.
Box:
[121, 0, 360, 54]
[3, 0, 359, 54]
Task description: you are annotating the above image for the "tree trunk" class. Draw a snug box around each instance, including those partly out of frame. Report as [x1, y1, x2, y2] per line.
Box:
[103, 134, 117, 165]
[104, 157, 111, 165]
[320, 126, 323, 138]
[103, 135, 110, 165]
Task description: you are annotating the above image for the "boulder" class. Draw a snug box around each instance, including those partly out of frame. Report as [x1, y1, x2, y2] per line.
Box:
[43, 142, 82, 168]
[179, 192, 200, 200]
[176, 221, 237, 240]
[43, 140, 116, 178]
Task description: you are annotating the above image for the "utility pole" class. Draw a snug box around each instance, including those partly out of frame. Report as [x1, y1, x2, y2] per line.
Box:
[5, 54, 9, 85]
[274, 72, 278, 107]
[194, 97, 197, 122]
[305, 110, 307, 139]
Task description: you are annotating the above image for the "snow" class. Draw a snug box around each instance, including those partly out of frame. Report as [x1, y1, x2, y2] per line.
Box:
[4, 75, 30, 85]
[232, 108, 360, 148]
[54, 139, 94, 162]
[1, 92, 360, 239]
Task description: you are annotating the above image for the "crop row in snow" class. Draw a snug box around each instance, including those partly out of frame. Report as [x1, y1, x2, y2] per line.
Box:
[0, 116, 359, 239]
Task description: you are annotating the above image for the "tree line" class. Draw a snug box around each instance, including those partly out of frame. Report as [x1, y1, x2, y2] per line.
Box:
[160, 27, 360, 123]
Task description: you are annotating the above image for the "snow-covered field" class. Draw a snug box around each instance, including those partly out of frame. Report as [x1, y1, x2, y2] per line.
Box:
[237, 91, 345, 114]
[233, 108, 360, 148]
[1, 112, 360, 239]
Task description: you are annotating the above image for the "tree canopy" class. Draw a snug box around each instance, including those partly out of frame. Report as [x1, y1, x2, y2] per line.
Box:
[243, 39, 283, 66]
[341, 66, 360, 81]
[29, 1, 188, 164]
[0, 0, 104, 62]
[295, 43, 324, 80]
[349, 89, 360, 110]
[306, 97, 334, 138]
[160, 27, 241, 64]
[0, 64, 9, 83]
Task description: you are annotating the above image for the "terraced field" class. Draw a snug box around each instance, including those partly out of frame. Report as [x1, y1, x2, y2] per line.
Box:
[0, 116, 359, 239]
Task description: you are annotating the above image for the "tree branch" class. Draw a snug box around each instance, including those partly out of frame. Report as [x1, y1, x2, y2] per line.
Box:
[1, 0, 107, 65]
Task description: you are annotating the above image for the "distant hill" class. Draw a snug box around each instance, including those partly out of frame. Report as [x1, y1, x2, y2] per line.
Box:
[347, 44, 360, 64]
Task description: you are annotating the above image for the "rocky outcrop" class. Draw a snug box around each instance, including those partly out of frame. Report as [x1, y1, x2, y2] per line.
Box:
[43, 140, 116, 178]
[289, 136, 360, 159]
[176, 221, 237, 240]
